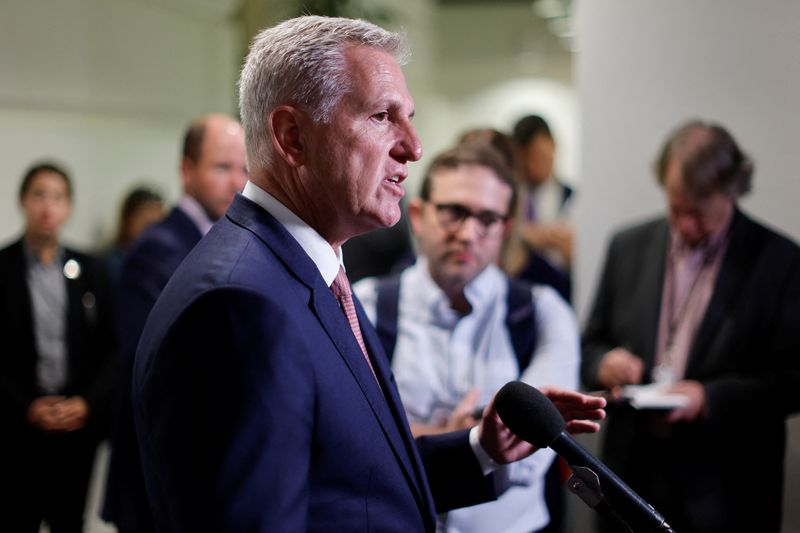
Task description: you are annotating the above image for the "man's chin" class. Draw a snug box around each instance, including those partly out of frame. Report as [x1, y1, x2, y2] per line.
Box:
[346, 215, 397, 242]
[440, 265, 474, 284]
[370, 207, 402, 230]
[32, 227, 58, 239]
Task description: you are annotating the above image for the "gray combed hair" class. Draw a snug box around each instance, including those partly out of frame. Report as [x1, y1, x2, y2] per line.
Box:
[238, 16, 410, 173]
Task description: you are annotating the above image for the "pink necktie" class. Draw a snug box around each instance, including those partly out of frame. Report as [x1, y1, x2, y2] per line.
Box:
[330, 267, 379, 382]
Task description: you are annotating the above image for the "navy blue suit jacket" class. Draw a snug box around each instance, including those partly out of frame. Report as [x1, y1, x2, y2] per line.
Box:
[133, 195, 495, 532]
[103, 207, 202, 531]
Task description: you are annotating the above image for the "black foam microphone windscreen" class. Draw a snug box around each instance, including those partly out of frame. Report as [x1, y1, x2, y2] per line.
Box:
[494, 380, 565, 447]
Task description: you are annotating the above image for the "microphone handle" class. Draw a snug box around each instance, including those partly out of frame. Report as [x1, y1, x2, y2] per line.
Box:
[552, 431, 674, 532]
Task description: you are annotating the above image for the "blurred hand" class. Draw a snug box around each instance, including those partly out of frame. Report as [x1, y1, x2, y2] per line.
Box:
[518, 222, 549, 250]
[538, 386, 607, 435]
[446, 389, 481, 431]
[409, 390, 481, 437]
[27, 396, 89, 433]
[478, 386, 606, 464]
[26, 396, 65, 430]
[544, 222, 574, 265]
[666, 380, 707, 423]
[597, 347, 644, 392]
[518, 222, 574, 265]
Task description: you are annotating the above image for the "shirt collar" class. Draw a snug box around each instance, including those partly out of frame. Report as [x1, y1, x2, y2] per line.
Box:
[669, 206, 734, 258]
[242, 180, 343, 286]
[22, 241, 64, 267]
[178, 195, 215, 236]
[463, 263, 502, 309]
[416, 255, 501, 314]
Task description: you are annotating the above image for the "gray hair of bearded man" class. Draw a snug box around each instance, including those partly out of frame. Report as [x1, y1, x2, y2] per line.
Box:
[238, 15, 410, 174]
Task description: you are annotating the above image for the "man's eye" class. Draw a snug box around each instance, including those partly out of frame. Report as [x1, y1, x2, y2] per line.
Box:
[445, 206, 469, 220]
[477, 214, 501, 227]
[372, 112, 389, 122]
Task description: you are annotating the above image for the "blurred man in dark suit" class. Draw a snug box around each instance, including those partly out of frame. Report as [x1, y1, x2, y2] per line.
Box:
[102, 114, 247, 533]
[582, 120, 800, 532]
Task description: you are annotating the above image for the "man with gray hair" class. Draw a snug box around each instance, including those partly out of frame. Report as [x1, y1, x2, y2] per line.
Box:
[133, 16, 604, 532]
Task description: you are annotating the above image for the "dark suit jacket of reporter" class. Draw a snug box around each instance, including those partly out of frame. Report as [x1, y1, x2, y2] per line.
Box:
[0, 239, 115, 436]
[133, 195, 495, 532]
[581, 208, 800, 532]
[103, 206, 203, 531]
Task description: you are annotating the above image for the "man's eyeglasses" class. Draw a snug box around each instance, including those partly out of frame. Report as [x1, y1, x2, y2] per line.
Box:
[429, 202, 509, 238]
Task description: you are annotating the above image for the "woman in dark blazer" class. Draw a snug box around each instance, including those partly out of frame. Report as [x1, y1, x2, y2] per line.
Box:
[0, 162, 114, 533]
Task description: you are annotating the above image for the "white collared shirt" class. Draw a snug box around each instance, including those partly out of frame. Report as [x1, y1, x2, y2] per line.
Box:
[355, 258, 580, 533]
[242, 181, 342, 285]
[24, 244, 68, 393]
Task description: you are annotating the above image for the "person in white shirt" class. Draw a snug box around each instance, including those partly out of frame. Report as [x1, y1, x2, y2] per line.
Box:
[356, 143, 580, 533]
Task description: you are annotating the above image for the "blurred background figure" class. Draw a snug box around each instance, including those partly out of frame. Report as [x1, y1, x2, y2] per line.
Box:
[459, 127, 571, 302]
[355, 143, 580, 533]
[102, 113, 247, 533]
[0, 162, 115, 533]
[104, 185, 165, 287]
[342, 208, 415, 284]
[511, 115, 574, 294]
[581, 120, 800, 532]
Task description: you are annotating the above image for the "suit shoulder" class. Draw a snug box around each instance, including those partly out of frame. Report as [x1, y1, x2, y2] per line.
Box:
[167, 220, 297, 298]
[136, 212, 199, 250]
[608, 216, 667, 249]
[739, 211, 800, 261]
[0, 239, 20, 260]
[126, 216, 200, 273]
[0, 240, 23, 279]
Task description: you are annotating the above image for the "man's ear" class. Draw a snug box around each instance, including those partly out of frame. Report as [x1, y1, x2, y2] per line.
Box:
[270, 105, 306, 167]
[180, 156, 194, 193]
[408, 198, 424, 238]
[501, 217, 514, 239]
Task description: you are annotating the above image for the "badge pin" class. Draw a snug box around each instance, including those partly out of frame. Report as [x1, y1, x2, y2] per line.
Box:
[63, 259, 81, 280]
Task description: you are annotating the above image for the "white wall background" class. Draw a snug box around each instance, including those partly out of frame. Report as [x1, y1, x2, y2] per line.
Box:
[393, 0, 579, 196]
[573, 0, 800, 315]
[0, 0, 576, 250]
[574, 1, 800, 531]
[0, 0, 241, 250]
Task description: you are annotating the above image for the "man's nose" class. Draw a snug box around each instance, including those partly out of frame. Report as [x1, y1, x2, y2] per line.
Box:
[392, 120, 423, 163]
[453, 216, 482, 241]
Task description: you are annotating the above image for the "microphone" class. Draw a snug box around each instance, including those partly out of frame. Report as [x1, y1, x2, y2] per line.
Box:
[495, 381, 675, 533]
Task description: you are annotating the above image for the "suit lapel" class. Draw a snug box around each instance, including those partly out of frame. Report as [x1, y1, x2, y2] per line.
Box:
[8, 240, 33, 326]
[636, 222, 669, 373]
[63, 249, 88, 388]
[226, 196, 433, 520]
[686, 210, 752, 377]
[312, 283, 430, 510]
[356, 297, 436, 517]
[7, 241, 37, 378]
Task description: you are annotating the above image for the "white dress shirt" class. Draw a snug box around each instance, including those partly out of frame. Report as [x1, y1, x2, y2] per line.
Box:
[242, 181, 342, 284]
[355, 258, 580, 533]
